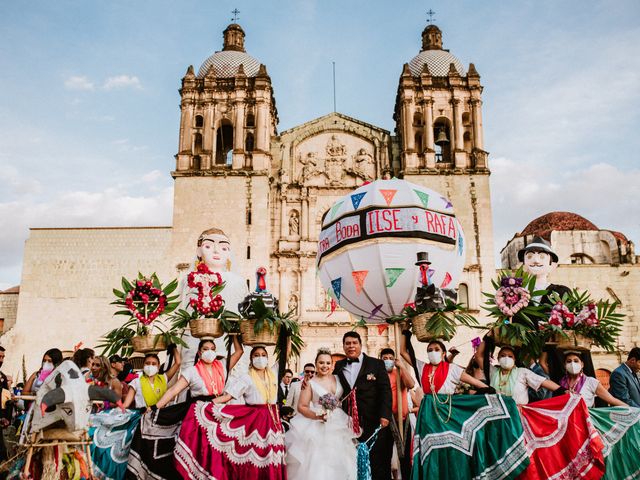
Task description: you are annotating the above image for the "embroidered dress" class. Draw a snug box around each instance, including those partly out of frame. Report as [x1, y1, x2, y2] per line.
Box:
[411, 394, 529, 479]
[517, 394, 605, 480]
[589, 406, 640, 480]
[175, 370, 287, 480]
[90, 409, 142, 480]
[490, 367, 545, 406]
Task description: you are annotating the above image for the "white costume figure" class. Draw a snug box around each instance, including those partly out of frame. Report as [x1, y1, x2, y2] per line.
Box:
[518, 236, 570, 305]
[178, 228, 248, 373]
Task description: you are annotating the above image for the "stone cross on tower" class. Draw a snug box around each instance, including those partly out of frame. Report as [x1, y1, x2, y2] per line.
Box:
[231, 8, 240, 22]
[426, 9, 436, 24]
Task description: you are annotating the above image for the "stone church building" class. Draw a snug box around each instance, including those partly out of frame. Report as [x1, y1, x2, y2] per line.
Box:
[1, 22, 637, 374]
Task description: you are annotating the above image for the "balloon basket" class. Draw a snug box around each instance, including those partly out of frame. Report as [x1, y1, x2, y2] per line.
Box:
[491, 327, 524, 348]
[412, 313, 440, 343]
[189, 318, 224, 338]
[552, 331, 591, 351]
[239, 320, 279, 346]
[131, 334, 166, 354]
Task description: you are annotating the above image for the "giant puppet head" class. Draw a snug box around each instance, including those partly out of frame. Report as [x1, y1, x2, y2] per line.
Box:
[517, 236, 559, 283]
[30, 360, 120, 433]
[197, 228, 233, 273]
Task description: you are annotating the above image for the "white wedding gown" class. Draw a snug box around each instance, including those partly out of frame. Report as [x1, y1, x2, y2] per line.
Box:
[286, 376, 358, 480]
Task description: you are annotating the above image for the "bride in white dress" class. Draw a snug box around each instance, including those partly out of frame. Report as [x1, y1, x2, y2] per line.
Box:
[286, 348, 358, 480]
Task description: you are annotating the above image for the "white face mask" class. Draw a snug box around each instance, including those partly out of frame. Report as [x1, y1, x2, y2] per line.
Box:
[383, 359, 394, 372]
[427, 351, 443, 365]
[143, 365, 158, 377]
[200, 350, 216, 363]
[252, 356, 268, 369]
[566, 362, 582, 375]
[499, 357, 515, 370]
[42, 362, 54, 372]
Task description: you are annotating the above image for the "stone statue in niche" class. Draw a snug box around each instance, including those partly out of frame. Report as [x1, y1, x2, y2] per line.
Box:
[289, 210, 300, 236]
[288, 294, 298, 315]
[353, 147, 375, 180]
[326, 134, 346, 157]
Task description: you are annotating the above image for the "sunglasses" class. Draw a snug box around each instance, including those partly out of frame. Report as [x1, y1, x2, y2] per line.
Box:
[304, 370, 315, 375]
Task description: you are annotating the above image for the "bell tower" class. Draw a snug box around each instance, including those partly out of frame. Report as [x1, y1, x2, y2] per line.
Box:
[170, 23, 278, 284]
[173, 23, 278, 174]
[393, 21, 494, 313]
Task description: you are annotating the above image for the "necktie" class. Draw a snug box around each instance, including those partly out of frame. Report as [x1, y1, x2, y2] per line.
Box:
[284, 386, 289, 398]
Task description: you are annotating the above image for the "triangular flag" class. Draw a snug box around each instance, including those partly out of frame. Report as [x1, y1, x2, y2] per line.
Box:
[379, 189, 397, 206]
[326, 298, 338, 317]
[414, 189, 430, 208]
[377, 323, 389, 335]
[331, 278, 342, 302]
[350, 192, 367, 210]
[368, 304, 383, 320]
[440, 272, 452, 289]
[441, 196, 453, 209]
[457, 234, 464, 256]
[385, 268, 405, 288]
[352, 270, 369, 294]
[330, 201, 344, 219]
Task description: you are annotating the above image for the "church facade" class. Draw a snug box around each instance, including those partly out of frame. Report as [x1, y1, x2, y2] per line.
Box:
[5, 21, 635, 374]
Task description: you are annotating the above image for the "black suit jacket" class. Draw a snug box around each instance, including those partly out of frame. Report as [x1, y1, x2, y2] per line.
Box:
[277, 383, 290, 405]
[334, 354, 392, 439]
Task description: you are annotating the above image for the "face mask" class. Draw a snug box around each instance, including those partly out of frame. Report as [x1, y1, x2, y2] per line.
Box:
[427, 351, 442, 365]
[200, 350, 216, 363]
[252, 356, 268, 369]
[143, 365, 158, 377]
[383, 359, 394, 372]
[42, 362, 54, 372]
[499, 357, 515, 370]
[566, 362, 582, 375]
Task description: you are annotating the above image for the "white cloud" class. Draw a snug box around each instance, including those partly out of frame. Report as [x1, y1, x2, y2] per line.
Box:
[64, 75, 95, 91]
[0, 166, 42, 196]
[491, 157, 640, 259]
[103, 75, 142, 90]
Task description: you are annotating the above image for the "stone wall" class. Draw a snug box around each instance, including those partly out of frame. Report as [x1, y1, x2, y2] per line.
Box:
[1, 227, 172, 375]
[0, 291, 18, 332]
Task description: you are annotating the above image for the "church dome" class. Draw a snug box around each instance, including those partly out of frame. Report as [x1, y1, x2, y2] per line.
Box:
[520, 212, 599, 240]
[408, 50, 466, 77]
[197, 23, 262, 78]
[197, 51, 261, 78]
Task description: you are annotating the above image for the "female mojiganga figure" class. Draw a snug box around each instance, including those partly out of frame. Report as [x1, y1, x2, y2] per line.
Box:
[178, 228, 248, 372]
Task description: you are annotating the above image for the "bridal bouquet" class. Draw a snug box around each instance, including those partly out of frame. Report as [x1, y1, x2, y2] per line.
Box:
[318, 393, 340, 412]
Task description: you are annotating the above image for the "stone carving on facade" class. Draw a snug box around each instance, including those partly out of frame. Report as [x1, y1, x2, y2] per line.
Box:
[352, 148, 375, 180]
[324, 135, 347, 184]
[289, 210, 300, 236]
[288, 294, 298, 315]
[299, 151, 321, 182]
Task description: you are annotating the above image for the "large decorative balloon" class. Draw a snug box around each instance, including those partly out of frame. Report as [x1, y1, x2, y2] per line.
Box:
[316, 179, 466, 323]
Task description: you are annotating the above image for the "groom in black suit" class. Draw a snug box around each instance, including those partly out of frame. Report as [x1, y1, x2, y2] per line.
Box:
[334, 331, 392, 480]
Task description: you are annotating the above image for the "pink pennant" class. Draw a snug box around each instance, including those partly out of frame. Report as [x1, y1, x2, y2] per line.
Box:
[377, 324, 389, 335]
[440, 272, 452, 289]
[352, 270, 369, 294]
[379, 189, 397, 206]
[326, 298, 338, 317]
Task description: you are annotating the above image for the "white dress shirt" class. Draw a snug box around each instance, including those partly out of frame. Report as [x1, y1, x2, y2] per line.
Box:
[343, 353, 364, 388]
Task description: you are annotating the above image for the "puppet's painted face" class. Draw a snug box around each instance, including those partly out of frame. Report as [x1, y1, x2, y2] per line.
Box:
[523, 250, 555, 277]
[198, 234, 231, 271]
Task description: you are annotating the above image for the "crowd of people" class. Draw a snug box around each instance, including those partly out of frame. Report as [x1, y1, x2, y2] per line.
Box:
[0, 328, 638, 480]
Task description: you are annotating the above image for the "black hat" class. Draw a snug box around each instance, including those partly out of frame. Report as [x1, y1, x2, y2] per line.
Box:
[517, 236, 558, 263]
[109, 354, 124, 363]
[415, 251, 431, 266]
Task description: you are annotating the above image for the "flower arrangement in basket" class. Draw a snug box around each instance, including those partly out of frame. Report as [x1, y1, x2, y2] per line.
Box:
[387, 284, 478, 343]
[540, 289, 623, 351]
[98, 273, 183, 356]
[170, 262, 230, 339]
[236, 268, 304, 361]
[483, 268, 549, 354]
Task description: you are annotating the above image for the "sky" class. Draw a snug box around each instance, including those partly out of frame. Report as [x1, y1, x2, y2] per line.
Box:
[1, 0, 639, 289]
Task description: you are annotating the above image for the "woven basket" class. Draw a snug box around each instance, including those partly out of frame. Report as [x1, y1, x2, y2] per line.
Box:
[239, 320, 279, 346]
[491, 326, 524, 348]
[553, 331, 591, 351]
[411, 313, 440, 343]
[189, 318, 224, 339]
[131, 334, 167, 354]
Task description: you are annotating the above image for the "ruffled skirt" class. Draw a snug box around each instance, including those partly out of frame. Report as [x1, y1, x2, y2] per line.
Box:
[589, 406, 640, 480]
[285, 408, 358, 480]
[174, 401, 287, 480]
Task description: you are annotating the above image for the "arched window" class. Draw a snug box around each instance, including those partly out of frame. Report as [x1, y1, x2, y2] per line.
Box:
[193, 133, 203, 154]
[462, 112, 471, 126]
[215, 120, 234, 165]
[414, 132, 423, 154]
[245, 133, 254, 152]
[246, 113, 255, 127]
[413, 112, 423, 126]
[433, 117, 452, 163]
[463, 131, 472, 153]
[192, 155, 201, 170]
[458, 283, 469, 309]
[195, 115, 204, 128]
